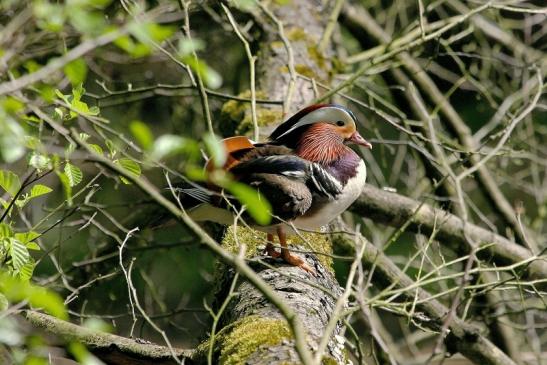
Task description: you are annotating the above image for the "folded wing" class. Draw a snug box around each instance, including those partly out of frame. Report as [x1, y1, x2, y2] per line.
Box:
[229, 146, 342, 221]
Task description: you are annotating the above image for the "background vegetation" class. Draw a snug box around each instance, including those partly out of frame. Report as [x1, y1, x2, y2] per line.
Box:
[0, 0, 545, 364]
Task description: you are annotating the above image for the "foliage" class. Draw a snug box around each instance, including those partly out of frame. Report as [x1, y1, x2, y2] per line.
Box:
[0, 0, 545, 364]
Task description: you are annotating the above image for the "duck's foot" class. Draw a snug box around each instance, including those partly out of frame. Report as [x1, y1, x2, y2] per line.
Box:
[281, 250, 315, 275]
[264, 241, 281, 258]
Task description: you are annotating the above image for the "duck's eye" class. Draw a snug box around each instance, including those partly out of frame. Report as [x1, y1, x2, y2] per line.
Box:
[336, 120, 345, 126]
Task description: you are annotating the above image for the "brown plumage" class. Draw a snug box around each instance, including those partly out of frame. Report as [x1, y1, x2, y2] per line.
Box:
[190, 104, 371, 274]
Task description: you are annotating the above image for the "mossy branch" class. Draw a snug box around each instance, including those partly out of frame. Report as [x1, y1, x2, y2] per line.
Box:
[25, 311, 193, 365]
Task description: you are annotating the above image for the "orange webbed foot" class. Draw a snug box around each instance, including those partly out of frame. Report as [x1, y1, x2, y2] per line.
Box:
[264, 234, 281, 258]
[281, 250, 315, 275]
[264, 242, 281, 258]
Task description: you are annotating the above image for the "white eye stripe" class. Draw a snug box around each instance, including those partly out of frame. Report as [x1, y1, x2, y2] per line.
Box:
[275, 107, 355, 139]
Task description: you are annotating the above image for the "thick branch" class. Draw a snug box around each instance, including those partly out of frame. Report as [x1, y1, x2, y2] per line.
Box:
[342, 4, 537, 248]
[333, 234, 517, 365]
[351, 185, 547, 280]
[208, 1, 345, 363]
[25, 311, 193, 365]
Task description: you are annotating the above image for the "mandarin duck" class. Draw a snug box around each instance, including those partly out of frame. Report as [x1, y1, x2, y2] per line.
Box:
[187, 104, 371, 273]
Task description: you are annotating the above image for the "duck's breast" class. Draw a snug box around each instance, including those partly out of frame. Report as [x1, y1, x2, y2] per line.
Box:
[292, 159, 366, 231]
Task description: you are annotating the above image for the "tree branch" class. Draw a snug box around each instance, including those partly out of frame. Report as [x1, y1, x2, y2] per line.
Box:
[25, 311, 194, 365]
[333, 233, 517, 365]
[351, 185, 547, 280]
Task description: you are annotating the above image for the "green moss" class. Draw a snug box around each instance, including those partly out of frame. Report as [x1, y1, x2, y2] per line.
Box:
[331, 56, 347, 74]
[287, 27, 308, 42]
[219, 316, 292, 364]
[221, 226, 264, 258]
[321, 356, 339, 365]
[307, 45, 327, 71]
[220, 90, 283, 136]
[236, 107, 284, 136]
[273, 0, 291, 6]
[295, 64, 316, 78]
[221, 226, 334, 272]
[270, 41, 285, 50]
[221, 91, 251, 122]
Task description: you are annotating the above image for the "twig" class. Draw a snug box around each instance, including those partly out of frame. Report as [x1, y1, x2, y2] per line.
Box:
[0, 27, 126, 96]
[221, 4, 259, 141]
[318, 0, 345, 53]
[119, 228, 140, 338]
[256, 2, 297, 114]
[179, 0, 213, 134]
[351, 185, 547, 280]
[205, 272, 239, 365]
[313, 227, 366, 362]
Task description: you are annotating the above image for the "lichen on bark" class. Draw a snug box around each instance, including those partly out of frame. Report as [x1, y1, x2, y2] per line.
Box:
[208, 1, 346, 364]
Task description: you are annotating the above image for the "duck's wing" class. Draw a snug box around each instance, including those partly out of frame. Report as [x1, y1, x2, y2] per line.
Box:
[229, 149, 342, 221]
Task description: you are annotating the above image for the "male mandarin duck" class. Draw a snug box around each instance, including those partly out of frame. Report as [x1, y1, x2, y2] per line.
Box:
[187, 104, 371, 273]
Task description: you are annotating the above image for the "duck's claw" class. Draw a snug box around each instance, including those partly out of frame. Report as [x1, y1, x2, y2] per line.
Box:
[282, 251, 316, 275]
[264, 243, 281, 258]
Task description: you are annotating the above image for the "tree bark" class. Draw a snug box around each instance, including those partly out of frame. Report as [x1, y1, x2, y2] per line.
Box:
[351, 185, 547, 280]
[208, 1, 347, 364]
[25, 311, 193, 365]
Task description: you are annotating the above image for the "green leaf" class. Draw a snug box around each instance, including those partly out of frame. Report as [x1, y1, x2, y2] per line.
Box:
[57, 171, 73, 206]
[69, 8, 106, 36]
[226, 181, 272, 225]
[145, 23, 175, 42]
[0, 223, 13, 239]
[72, 84, 84, 101]
[203, 133, 226, 168]
[65, 142, 77, 157]
[54, 107, 65, 119]
[24, 136, 42, 149]
[129, 22, 175, 43]
[151, 135, 194, 160]
[25, 242, 40, 251]
[0, 293, 8, 311]
[18, 258, 35, 281]
[113, 34, 151, 58]
[1, 97, 24, 113]
[105, 139, 117, 158]
[185, 165, 207, 181]
[0, 170, 21, 196]
[83, 318, 113, 333]
[129, 120, 153, 150]
[183, 57, 222, 89]
[0, 271, 67, 319]
[30, 184, 53, 198]
[63, 59, 88, 86]
[232, 0, 256, 10]
[79, 133, 90, 142]
[9, 238, 29, 271]
[89, 144, 104, 155]
[15, 231, 40, 244]
[29, 153, 51, 170]
[178, 38, 205, 56]
[55, 89, 70, 104]
[0, 117, 26, 163]
[116, 158, 141, 177]
[68, 341, 103, 365]
[64, 163, 83, 187]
